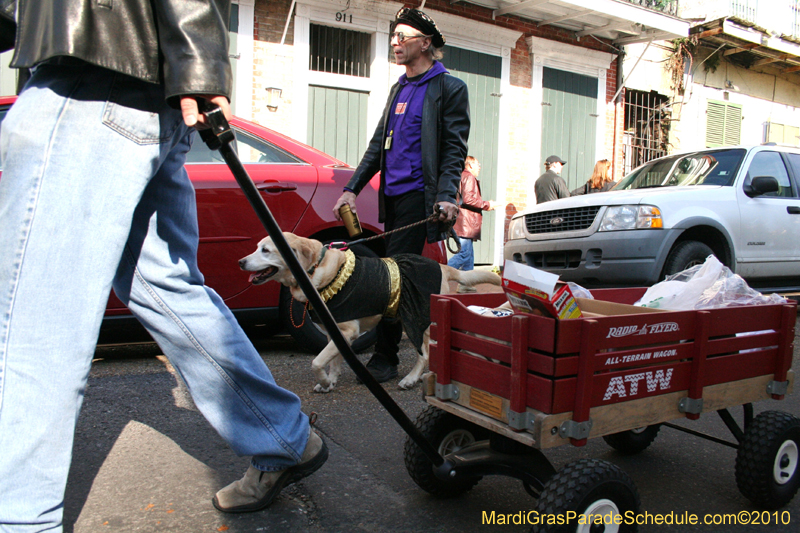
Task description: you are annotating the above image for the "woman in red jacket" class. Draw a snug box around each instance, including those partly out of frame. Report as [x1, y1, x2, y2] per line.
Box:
[449, 156, 496, 278]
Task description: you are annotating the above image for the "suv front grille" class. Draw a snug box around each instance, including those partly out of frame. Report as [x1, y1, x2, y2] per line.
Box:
[525, 206, 601, 235]
[525, 250, 582, 269]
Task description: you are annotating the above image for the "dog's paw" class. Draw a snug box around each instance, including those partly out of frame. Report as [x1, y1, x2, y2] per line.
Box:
[313, 383, 335, 393]
[398, 377, 420, 390]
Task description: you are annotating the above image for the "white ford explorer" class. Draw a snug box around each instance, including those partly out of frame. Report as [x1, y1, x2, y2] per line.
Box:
[504, 145, 800, 291]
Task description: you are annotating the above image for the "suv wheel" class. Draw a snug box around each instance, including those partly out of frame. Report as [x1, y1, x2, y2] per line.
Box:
[663, 240, 715, 277]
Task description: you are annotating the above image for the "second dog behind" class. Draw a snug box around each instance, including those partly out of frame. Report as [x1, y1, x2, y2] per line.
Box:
[239, 233, 501, 391]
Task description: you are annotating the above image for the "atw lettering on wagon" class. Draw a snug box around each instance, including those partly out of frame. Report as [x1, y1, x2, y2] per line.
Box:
[603, 368, 674, 400]
[606, 322, 679, 338]
[604, 348, 677, 366]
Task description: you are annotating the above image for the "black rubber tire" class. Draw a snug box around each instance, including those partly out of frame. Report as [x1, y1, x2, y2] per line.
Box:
[532, 458, 641, 533]
[404, 405, 491, 498]
[603, 425, 661, 455]
[279, 242, 379, 354]
[735, 410, 800, 509]
[662, 240, 715, 277]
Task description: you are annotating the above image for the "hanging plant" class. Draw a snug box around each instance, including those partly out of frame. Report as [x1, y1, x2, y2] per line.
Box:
[666, 36, 697, 94]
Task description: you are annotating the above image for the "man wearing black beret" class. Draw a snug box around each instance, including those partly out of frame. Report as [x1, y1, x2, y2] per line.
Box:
[333, 7, 470, 383]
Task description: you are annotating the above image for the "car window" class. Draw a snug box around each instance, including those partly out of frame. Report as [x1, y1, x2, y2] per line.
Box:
[743, 151, 794, 198]
[783, 153, 800, 193]
[616, 149, 745, 190]
[186, 127, 302, 164]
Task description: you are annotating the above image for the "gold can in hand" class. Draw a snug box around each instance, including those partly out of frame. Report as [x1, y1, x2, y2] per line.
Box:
[339, 204, 363, 238]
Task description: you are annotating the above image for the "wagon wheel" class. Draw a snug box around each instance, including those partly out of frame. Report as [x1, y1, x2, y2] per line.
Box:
[735, 410, 800, 509]
[404, 405, 491, 497]
[603, 425, 661, 455]
[531, 458, 640, 533]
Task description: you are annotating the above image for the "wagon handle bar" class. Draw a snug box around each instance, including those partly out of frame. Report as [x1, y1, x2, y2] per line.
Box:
[196, 102, 450, 472]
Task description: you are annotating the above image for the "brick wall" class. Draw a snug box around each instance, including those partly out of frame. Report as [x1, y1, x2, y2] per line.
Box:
[255, 0, 294, 44]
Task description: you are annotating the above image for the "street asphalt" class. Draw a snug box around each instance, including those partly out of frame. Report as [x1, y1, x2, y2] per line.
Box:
[63, 309, 800, 532]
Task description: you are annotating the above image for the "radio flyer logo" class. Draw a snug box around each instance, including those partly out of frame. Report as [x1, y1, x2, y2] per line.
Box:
[606, 322, 679, 339]
[603, 368, 674, 401]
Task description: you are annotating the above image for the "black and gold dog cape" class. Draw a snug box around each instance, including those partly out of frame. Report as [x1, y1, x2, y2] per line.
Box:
[312, 250, 442, 353]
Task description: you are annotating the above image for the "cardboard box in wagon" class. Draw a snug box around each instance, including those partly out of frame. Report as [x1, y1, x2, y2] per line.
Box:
[501, 261, 582, 319]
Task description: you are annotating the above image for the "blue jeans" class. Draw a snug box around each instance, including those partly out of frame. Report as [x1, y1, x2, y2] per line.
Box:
[0, 64, 308, 531]
[447, 237, 475, 270]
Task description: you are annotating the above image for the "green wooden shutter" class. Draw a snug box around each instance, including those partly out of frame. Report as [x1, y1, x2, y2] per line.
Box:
[706, 100, 742, 147]
[541, 68, 598, 191]
[441, 47, 502, 266]
[307, 86, 369, 166]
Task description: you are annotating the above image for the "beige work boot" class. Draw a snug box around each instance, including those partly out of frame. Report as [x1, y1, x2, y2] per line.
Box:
[212, 428, 328, 513]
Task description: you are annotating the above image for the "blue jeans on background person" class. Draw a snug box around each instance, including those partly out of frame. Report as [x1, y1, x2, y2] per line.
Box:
[447, 236, 474, 270]
[0, 64, 309, 531]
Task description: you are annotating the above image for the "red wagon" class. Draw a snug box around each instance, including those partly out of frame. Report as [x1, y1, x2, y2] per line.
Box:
[403, 289, 799, 531]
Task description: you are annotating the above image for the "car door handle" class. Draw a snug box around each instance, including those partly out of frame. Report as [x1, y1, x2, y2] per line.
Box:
[256, 181, 297, 193]
[788, 206, 800, 214]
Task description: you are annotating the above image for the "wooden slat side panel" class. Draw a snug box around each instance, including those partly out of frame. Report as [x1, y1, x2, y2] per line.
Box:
[442, 297, 515, 342]
[548, 361, 693, 414]
[706, 305, 784, 336]
[707, 331, 781, 356]
[705, 349, 779, 386]
[450, 352, 512, 401]
[594, 342, 692, 372]
[450, 330, 513, 365]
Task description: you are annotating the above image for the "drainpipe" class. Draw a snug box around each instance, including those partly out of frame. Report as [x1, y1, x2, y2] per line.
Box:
[281, 0, 297, 46]
[613, 50, 625, 180]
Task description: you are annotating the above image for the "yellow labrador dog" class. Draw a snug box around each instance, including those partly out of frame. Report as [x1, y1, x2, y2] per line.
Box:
[239, 233, 501, 392]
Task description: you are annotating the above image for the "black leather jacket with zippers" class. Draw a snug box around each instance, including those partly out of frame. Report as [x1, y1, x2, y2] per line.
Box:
[345, 71, 470, 244]
[10, 0, 232, 106]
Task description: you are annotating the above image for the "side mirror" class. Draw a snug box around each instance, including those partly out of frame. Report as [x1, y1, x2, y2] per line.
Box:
[745, 176, 779, 197]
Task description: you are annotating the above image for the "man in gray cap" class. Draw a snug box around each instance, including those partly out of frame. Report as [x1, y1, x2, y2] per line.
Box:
[535, 155, 570, 203]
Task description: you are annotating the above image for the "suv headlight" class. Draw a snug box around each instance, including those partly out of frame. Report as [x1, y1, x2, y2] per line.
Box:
[599, 205, 662, 231]
[508, 216, 526, 239]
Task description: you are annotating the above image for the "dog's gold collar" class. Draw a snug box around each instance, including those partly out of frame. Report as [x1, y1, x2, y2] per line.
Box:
[318, 250, 356, 302]
[381, 258, 401, 318]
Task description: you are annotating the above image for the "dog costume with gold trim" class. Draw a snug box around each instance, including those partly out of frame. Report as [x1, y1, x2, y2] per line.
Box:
[312, 250, 442, 353]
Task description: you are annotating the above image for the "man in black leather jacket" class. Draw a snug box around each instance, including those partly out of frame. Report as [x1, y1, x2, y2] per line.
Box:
[332, 7, 470, 383]
[0, 1, 326, 527]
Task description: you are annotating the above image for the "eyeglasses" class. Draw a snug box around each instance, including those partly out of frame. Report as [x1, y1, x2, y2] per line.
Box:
[390, 32, 429, 44]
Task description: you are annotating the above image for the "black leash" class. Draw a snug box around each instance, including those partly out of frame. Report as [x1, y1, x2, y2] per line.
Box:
[196, 102, 454, 479]
[329, 210, 462, 254]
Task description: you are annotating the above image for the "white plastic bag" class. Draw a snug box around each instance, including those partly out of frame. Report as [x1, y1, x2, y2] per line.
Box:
[567, 281, 594, 300]
[635, 255, 787, 310]
[635, 255, 723, 310]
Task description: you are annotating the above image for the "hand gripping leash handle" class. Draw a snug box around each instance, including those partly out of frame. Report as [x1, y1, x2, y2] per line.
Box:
[196, 101, 452, 475]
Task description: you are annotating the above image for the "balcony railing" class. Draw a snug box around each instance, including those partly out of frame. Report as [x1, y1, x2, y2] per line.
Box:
[622, 0, 679, 17]
[728, 0, 800, 40]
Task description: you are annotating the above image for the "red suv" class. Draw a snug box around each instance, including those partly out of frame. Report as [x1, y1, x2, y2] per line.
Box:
[0, 96, 445, 352]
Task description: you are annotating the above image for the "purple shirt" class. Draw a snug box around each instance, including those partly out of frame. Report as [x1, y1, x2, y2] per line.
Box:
[384, 61, 448, 197]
